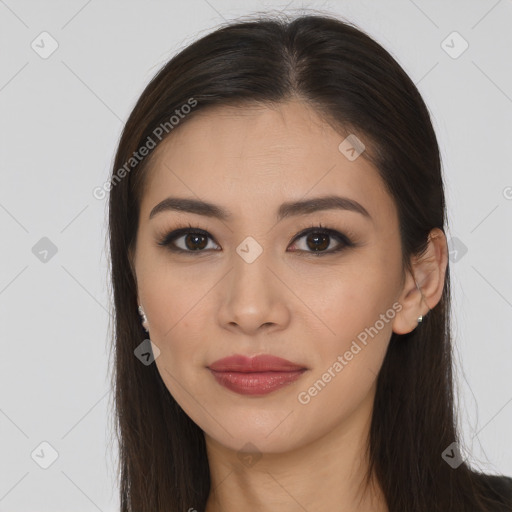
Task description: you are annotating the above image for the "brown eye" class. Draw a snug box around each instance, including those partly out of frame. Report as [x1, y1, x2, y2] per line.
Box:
[288, 227, 353, 255]
[305, 232, 330, 251]
[183, 233, 208, 250]
[158, 228, 220, 253]
[158, 225, 354, 256]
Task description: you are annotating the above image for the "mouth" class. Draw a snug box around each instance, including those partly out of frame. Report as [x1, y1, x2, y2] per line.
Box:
[207, 354, 308, 396]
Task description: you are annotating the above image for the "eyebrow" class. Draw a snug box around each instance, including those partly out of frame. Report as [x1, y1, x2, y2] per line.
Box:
[149, 195, 372, 222]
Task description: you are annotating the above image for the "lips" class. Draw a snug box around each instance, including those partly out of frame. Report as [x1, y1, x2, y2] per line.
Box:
[208, 354, 306, 372]
[207, 354, 308, 396]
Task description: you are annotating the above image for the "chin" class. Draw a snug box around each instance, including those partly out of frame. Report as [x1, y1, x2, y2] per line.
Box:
[207, 429, 301, 456]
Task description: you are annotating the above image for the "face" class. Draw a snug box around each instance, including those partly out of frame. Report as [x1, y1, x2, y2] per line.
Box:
[132, 100, 407, 454]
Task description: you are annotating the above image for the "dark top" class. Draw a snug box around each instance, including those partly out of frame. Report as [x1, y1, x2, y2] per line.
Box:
[478, 473, 512, 510]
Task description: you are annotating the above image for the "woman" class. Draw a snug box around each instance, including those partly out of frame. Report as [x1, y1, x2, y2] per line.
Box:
[107, 13, 512, 511]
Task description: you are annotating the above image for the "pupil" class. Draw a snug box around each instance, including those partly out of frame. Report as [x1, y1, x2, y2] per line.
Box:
[186, 234, 207, 250]
[182, 232, 331, 252]
[307, 233, 329, 251]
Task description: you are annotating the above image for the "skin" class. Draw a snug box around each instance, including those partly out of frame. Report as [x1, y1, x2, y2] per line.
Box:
[131, 99, 448, 511]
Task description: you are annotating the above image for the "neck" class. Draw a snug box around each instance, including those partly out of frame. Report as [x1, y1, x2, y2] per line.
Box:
[204, 385, 387, 512]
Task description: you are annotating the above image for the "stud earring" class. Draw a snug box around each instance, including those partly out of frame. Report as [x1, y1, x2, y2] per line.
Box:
[138, 305, 149, 332]
[417, 315, 423, 323]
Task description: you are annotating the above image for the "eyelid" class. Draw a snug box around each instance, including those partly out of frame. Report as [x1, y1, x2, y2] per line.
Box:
[156, 224, 220, 251]
[287, 224, 354, 256]
[156, 222, 356, 255]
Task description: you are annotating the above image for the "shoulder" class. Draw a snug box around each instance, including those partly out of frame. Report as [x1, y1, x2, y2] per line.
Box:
[473, 472, 512, 509]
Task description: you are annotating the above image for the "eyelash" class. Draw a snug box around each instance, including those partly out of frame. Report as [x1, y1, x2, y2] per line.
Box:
[156, 222, 356, 257]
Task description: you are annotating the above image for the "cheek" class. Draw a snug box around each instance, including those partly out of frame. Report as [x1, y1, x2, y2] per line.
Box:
[293, 258, 400, 345]
[136, 255, 215, 379]
[293, 271, 397, 422]
[290, 258, 401, 408]
[297, 300, 392, 408]
[150, 301, 211, 416]
[138, 245, 207, 327]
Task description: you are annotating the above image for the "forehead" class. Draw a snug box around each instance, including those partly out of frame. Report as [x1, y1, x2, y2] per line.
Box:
[139, 100, 396, 226]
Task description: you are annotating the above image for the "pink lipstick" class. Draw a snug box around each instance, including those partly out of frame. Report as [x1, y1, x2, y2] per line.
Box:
[208, 354, 307, 396]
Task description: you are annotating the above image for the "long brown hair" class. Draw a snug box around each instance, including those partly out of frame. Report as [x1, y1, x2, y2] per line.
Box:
[107, 12, 509, 511]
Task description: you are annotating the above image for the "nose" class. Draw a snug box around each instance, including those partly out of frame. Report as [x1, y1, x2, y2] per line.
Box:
[217, 249, 291, 336]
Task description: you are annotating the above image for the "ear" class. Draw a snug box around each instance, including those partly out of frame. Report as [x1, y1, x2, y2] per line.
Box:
[392, 228, 448, 335]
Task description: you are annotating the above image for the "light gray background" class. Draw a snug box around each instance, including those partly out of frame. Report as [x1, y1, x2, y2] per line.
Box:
[1, 0, 511, 510]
